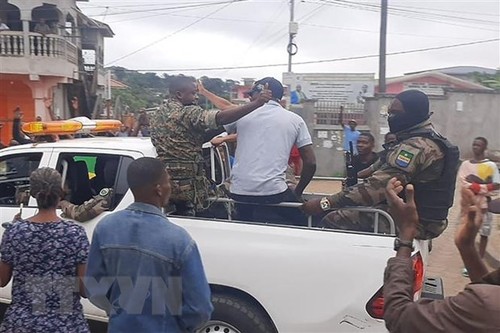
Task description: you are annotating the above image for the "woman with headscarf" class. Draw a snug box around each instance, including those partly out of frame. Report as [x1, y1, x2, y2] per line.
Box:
[0, 167, 90, 332]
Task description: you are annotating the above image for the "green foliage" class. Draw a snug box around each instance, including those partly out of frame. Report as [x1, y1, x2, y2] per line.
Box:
[107, 66, 239, 111]
[473, 70, 500, 90]
[111, 88, 147, 111]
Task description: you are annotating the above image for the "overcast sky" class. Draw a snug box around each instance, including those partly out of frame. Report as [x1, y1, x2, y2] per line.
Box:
[79, 0, 500, 82]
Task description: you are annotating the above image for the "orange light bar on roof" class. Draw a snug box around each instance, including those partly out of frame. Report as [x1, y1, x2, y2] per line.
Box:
[21, 117, 123, 136]
[22, 120, 83, 135]
[91, 119, 122, 132]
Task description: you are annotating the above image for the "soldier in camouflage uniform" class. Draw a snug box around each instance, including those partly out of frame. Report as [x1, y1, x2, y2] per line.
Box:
[302, 90, 459, 239]
[150, 75, 272, 216]
[59, 188, 113, 222]
[6, 180, 112, 227]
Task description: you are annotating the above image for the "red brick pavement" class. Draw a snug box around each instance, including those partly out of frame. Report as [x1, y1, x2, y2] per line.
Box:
[305, 180, 500, 296]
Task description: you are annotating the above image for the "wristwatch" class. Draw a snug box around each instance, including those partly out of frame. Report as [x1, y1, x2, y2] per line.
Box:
[320, 197, 331, 211]
[393, 238, 414, 251]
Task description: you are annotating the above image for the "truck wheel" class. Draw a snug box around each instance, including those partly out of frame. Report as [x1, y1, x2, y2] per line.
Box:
[198, 294, 277, 333]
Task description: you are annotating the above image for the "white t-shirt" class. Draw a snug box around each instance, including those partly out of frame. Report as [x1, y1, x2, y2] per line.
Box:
[225, 100, 312, 196]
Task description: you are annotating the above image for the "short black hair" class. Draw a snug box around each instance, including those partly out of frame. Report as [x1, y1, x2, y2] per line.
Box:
[474, 137, 488, 147]
[127, 157, 165, 190]
[360, 132, 375, 143]
[168, 75, 196, 97]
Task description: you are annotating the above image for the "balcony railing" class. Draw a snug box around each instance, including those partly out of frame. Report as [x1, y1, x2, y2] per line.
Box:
[0, 31, 78, 64]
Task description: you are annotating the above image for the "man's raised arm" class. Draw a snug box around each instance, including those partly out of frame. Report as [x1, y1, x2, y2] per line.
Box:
[215, 84, 272, 125]
[339, 105, 345, 128]
[197, 80, 236, 111]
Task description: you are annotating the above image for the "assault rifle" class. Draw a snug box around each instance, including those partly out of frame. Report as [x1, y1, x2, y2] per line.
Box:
[344, 141, 357, 189]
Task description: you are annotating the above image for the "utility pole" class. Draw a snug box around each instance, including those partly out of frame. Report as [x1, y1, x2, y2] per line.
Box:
[106, 70, 112, 119]
[287, 0, 298, 73]
[378, 0, 388, 93]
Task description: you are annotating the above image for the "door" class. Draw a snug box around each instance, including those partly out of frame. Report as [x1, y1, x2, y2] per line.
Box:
[0, 148, 52, 303]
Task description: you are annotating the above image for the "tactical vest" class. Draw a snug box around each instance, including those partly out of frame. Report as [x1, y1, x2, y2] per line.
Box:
[398, 129, 460, 232]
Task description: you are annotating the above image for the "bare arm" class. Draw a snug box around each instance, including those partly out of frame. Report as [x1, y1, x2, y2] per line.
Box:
[458, 163, 500, 194]
[77, 264, 87, 297]
[0, 262, 12, 287]
[295, 144, 316, 197]
[215, 85, 272, 125]
[358, 158, 382, 178]
[198, 80, 235, 111]
[339, 105, 345, 127]
[455, 188, 489, 282]
[211, 133, 237, 146]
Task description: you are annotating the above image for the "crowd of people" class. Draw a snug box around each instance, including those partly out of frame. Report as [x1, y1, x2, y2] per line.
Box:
[0, 104, 153, 149]
[0, 74, 498, 332]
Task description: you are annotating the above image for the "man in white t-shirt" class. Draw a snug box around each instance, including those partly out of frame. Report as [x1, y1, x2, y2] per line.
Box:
[457, 136, 499, 277]
[225, 77, 316, 225]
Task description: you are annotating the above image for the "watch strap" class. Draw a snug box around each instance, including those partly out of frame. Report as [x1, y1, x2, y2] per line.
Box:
[394, 238, 414, 251]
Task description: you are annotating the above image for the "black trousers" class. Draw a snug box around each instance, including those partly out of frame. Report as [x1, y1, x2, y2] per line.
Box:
[230, 188, 307, 226]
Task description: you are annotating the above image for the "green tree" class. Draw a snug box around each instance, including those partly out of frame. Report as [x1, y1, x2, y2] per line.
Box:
[473, 70, 500, 90]
[107, 67, 239, 110]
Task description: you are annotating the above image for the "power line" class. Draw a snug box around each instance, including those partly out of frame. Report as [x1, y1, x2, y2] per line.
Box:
[318, 0, 499, 25]
[101, 10, 491, 41]
[301, 23, 487, 41]
[105, 0, 245, 66]
[232, 0, 288, 64]
[122, 38, 499, 72]
[85, 0, 243, 18]
[255, 2, 328, 52]
[305, 0, 499, 32]
[390, 3, 500, 18]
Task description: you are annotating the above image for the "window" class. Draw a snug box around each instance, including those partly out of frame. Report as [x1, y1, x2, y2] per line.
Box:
[0, 153, 42, 206]
[56, 153, 133, 210]
[202, 143, 231, 186]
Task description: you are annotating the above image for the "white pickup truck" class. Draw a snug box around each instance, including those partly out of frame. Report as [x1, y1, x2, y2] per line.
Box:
[0, 136, 441, 333]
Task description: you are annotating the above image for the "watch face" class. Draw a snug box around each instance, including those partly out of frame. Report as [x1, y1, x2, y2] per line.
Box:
[320, 198, 330, 211]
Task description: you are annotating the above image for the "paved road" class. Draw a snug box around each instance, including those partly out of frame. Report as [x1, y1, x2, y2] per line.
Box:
[305, 179, 500, 296]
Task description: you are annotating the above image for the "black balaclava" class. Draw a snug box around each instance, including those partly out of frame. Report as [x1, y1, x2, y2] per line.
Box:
[388, 90, 430, 133]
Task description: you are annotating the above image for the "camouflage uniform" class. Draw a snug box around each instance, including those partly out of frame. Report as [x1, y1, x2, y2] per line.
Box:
[150, 99, 221, 214]
[59, 188, 113, 222]
[324, 122, 450, 239]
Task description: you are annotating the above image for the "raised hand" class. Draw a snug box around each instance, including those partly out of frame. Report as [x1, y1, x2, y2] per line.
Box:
[385, 177, 419, 240]
[455, 188, 482, 248]
[257, 83, 272, 105]
[197, 79, 208, 96]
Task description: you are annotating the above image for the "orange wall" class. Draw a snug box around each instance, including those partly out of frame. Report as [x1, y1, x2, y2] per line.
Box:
[0, 79, 35, 145]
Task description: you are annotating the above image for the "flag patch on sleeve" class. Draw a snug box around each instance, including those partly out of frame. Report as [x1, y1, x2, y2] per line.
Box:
[395, 150, 414, 168]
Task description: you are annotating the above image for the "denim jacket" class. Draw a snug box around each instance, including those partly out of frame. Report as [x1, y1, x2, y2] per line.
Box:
[85, 202, 213, 333]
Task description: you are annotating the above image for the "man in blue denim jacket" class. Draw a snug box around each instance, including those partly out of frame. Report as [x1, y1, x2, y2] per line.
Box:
[85, 157, 213, 332]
